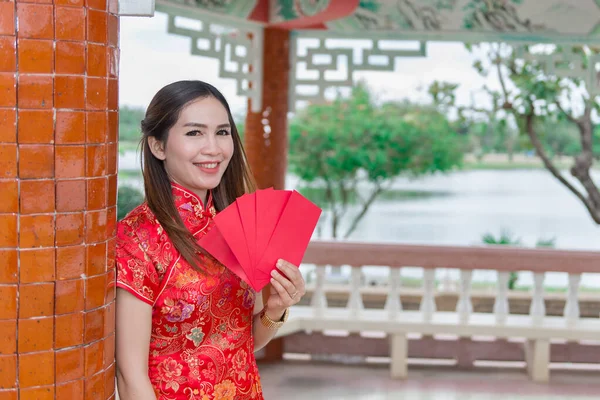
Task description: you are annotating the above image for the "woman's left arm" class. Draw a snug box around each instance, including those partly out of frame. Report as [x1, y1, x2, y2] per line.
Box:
[252, 259, 306, 351]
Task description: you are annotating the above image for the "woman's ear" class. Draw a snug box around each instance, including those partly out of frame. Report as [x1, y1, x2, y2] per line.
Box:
[148, 136, 166, 160]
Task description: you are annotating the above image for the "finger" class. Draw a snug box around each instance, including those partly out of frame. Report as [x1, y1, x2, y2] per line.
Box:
[277, 260, 303, 286]
[270, 276, 293, 303]
[271, 269, 296, 295]
[277, 260, 305, 292]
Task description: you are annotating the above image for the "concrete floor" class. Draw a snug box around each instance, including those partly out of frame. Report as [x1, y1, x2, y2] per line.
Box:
[258, 361, 600, 399]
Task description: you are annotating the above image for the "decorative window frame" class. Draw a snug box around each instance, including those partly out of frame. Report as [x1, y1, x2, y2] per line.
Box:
[514, 45, 600, 97]
[155, 1, 265, 112]
[288, 30, 427, 112]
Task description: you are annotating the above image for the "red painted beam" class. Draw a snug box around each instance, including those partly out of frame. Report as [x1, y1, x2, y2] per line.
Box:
[249, 0, 269, 23]
[249, 0, 359, 30]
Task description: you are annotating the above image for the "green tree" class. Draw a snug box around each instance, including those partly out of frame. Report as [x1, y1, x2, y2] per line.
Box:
[427, 79, 516, 160]
[288, 83, 465, 239]
[117, 185, 144, 220]
[536, 116, 581, 158]
[428, 80, 459, 112]
[235, 120, 244, 142]
[119, 106, 145, 143]
[433, 43, 600, 223]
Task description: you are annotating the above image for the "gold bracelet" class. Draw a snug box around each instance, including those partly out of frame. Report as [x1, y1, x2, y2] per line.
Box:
[259, 307, 289, 330]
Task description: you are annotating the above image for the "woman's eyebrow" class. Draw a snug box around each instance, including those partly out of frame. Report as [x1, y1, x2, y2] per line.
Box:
[182, 122, 231, 129]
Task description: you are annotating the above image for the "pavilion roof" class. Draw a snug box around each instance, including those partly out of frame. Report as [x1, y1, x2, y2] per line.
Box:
[157, 0, 600, 44]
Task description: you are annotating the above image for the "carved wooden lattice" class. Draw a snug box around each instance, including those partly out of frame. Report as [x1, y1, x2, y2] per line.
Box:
[515, 46, 600, 96]
[289, 32, 427, 111]
[158, 4, 265, 112]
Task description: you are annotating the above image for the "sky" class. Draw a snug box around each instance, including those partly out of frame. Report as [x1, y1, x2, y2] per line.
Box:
[118, 11, 501, 116]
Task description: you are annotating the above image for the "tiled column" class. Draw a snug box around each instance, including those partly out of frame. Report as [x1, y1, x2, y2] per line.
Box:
[244, 27, 290, 362]
[244, 27, 290, 191]
[0, 1, 119, 399]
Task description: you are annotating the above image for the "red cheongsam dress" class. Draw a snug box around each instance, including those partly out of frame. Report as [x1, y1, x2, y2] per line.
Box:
[116, 183, 264, 400]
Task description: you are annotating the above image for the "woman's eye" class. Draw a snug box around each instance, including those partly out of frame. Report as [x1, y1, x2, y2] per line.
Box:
[186, 130, 202, 136]
[217, 129, 231, 136]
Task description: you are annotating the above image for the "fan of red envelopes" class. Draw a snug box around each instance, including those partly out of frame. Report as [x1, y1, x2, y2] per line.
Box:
[199, 188, 322, 292]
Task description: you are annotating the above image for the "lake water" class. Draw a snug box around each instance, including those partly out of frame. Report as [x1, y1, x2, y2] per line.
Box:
[119, 152, 600, 288]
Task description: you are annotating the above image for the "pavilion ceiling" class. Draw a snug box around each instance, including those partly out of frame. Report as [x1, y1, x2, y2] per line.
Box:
[159, 0, 600, 44]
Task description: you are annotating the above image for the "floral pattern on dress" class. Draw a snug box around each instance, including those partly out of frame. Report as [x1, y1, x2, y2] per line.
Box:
[116, 183, 263, 399]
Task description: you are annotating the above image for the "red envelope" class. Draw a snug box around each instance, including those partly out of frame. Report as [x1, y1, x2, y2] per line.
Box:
[257, 190, 321, 270]
[208, 197, 253, 279]
[236, 193, 257, 266]
[199, 226, 252, 288]
[198, 189, 321, 292]
[255, 188, 291, 263]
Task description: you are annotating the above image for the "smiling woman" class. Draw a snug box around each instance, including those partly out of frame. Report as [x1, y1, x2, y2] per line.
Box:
[147, 97, 235, 207]
[114, 81, 307, 400]
[138, 81, 252, 271]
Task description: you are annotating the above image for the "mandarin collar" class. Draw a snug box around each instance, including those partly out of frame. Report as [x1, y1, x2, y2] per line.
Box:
[171, 182, 216, 233]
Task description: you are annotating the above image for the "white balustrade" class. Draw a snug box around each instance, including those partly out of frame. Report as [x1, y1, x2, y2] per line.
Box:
[420, 269, 437, 322]
[310, 265, 328, 317]
[384, 268, 402, 319]
[564, 273, 581, 324]
[347, 266, 364, 318]
[529, 272, 546, 323]
[494, 271, 510, 324]
[287, 241, 600, 383]
[456, 270, 473, 323]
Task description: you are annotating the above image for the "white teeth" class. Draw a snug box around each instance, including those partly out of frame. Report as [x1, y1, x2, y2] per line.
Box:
[197, 162, 218, 168]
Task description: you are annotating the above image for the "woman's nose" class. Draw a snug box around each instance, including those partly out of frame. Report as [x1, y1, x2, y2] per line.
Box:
[201, 134, 220, 155]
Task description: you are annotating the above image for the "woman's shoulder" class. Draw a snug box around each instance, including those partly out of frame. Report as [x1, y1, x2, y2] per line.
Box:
[117, 202, 158, 241]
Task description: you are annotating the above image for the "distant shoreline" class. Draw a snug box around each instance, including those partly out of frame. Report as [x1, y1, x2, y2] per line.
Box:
[462, 153, 597, 171]
[117, 142, 598, 173]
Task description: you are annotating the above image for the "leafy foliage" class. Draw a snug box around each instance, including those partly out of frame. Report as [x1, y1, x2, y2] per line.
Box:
[431, 42, 600, 224]
[117, 185, 144, 220]
[119, 106, 145, 143]
[289, 82, 465, 239]
[481, 229, 521, 246]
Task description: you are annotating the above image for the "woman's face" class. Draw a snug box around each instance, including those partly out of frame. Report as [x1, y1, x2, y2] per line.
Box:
[149, 96, 235, 203]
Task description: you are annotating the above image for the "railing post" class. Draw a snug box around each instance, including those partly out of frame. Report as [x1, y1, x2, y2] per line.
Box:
[524, 338, 550, 383]
[564, 273, 581, 324]
[310, 265, 328, 318]
[347, 266, 364, 318]
[530, 272, 546, 323]
[494, 271, 510, 324]
[390, 333, 408, 379]
[384, 268, 402, 319]
[456, 270, 473, 323]
[420, 268, 436, 322]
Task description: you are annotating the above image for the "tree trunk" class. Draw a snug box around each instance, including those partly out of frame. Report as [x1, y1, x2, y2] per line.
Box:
[324, 180, 337, 239]
[572, 116, 600, 213]
[332, 211, 339, 240]
[343, 185, 384, 239]
[524, 112, 600, 224]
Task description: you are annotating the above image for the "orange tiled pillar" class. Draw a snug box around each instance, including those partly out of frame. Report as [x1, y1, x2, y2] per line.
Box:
[0, 0, 119, 399]
[244, 27, 290, 362]
[244, 27, 290, 191]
